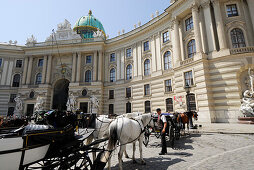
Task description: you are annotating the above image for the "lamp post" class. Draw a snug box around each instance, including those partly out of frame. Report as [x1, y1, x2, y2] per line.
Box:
[185, 83, 193, 128]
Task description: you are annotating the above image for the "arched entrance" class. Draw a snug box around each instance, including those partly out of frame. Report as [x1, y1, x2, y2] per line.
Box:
[52, 79, 69, 110]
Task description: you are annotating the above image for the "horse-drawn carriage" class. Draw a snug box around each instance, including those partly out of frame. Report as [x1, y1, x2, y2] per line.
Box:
[0, 111, 107, 170]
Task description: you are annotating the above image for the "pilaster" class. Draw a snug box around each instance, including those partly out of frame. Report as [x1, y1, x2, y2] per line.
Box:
[46, 55, 52, 84]
[192, 4, 203, 53]
[71, 53, 77, 82]
[26, 56, 33, 84]
[22, 57, 28, 85]
[41, 55, 47, 84]
[76, 52, 81, 82]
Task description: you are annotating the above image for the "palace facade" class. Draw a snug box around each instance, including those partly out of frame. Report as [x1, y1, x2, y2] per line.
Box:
[0, 0, 254, 123]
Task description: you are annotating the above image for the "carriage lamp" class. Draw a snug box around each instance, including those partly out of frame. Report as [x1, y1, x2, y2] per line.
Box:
[185, 83, 191, 113]
[184, 83, 190, 94]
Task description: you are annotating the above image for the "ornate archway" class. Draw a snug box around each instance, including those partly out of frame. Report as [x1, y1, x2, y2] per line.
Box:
[52, 79, 69, 110]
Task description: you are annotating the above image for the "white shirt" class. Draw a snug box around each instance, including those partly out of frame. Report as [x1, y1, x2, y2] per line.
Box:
[160, 114, 167, 123]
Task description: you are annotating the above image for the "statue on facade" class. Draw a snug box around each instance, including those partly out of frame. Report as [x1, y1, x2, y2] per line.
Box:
[57, 19, 71, 30]
[14, 95, 23, 115]
[26, 35, 37, 45]
[90, 95, 99, 113]
[66, 93, 76, 111]
[34, 96, 44, 112]
[240, 68, 254, 117]
[93, 28, 104, 38]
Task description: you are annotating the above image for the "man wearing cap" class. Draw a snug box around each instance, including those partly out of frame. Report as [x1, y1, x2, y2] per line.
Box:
[156, 108, 167, 155]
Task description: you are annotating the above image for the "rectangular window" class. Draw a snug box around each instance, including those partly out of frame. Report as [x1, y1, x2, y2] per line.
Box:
[126, 48, 132, 58]
[165, 79, 172, 92]
[7, 107, 15, 116]
[86, 56, 92, 64]
[185, 16, 193, 31]
[184, 71, 194, 86]
[9, 94, 17, 103]
[144, 84, 150, 96]
[145, 101, 151, 113]
[0, 58, 3, 67]
[163, 31, 169, 43]
[16, 60, 22, 68]
[110, 53, 115, 62]
[109, 90, 114, 99]
[126, 87, 131, 98]
[166, 98, 173, 112]
[109, 104, 114, 114]
[38, 59, 43, 67]
[126, 102, 131, 113]
[144, 41, 149, 51]
[226, 4, 238, 17]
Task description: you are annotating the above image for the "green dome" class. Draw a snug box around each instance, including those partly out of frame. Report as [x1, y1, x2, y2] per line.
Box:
[73, 10, 106, 39]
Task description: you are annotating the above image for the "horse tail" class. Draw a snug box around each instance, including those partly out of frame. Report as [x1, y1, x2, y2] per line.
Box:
[92, 122, 118, 170]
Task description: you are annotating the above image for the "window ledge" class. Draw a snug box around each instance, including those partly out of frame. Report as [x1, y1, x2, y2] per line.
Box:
[165, 91, 173, 94]
[180, 57, 194, 66]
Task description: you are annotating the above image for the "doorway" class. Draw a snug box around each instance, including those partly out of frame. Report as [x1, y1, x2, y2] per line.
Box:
[80, 102, 88, 113]
[27, 104, 34, 116]
[52, 79, 69, 110]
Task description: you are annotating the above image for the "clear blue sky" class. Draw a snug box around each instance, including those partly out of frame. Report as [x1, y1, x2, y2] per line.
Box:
[0, 0, 170, 45]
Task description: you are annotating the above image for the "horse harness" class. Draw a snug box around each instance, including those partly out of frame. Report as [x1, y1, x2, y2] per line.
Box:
[129, 117, 145, 134]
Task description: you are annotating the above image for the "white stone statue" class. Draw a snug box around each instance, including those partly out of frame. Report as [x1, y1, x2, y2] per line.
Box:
[14, 95, 23, 115]
[34, 96, 44, 112]
[57, 19, 71, 30]
[90, 95, 99, 113]
[240, 90, 254, 116]
[26, 35, 37, 45]
[93, 28, 104, 38]
[66, 93, 76, 111]
[248, 68, 254, 93]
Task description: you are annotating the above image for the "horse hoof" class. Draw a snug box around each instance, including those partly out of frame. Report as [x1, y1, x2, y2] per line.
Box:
[133, 160, 137, 164]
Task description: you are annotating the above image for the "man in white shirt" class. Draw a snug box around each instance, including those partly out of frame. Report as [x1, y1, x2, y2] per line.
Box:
[156, 108, 167, 155]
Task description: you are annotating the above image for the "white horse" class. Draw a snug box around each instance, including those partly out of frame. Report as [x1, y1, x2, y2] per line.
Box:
[97, 113, 153, 170]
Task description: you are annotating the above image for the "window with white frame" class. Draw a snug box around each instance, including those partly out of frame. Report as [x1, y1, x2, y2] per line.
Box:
[165, 98, 173, 112]
[144, 59, 150, 76]
[86, 56, 92, 64]
[226, 4, 238, 17]
[185, 16, 193, 31]
[110, 68, 116, 82]
[35, 73, 42, 84]
[230, 28, 246, 48]
[126, 64, 132, 80]
[163, 31, 169, 43]
[164, 51, 172, 70]
[85, 70, 92, 82]
[126, 48, 132, 58]
[144, 84, 150, 96]
[110, 53, 115, 62]
[16, 60, 22, 68]
[165, 79, 172, 92]
[38, 59, 43, 67]
[187, 39, 196, 58]
[144, 41, 149, 51]
[184, 71, 194, 86]
[12, 74, 20, 87]
[145, 101, 151, 113]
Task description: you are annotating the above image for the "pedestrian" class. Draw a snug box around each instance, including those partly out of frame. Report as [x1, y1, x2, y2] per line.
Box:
[156, 108, 167, 155]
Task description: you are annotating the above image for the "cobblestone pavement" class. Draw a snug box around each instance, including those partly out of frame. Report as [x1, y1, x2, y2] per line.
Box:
[106, 133, 254, 170]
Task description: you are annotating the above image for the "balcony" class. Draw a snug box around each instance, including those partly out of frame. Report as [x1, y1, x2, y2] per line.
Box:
[180, 57, 193, 66]
[230, 46, 254, 55]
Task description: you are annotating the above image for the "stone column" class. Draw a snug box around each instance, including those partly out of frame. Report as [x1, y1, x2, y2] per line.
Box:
[200, 6, 209, 53]
[98, 51, 102, 81]
[151, 35, 157, 72]
[155, 33, 162, 71]
[120, 49, 125, 79]
[93, 51, 97, 81]
[179, 26, 185, 61]
[41, 55, 47, 84]
[22, 57, 28, 85]
[133, 44, 138, 77]
[172, 17, 181, 67]
[26, 56, 33, 84]
[247, 0, 254, 33]
[76, 52, 81, 82]
[46, 55, 52, 84]
[71, 53, 77, 82]
[192, 4, 203, 53]
[212, 0, 227, 49]
[137, 42, 142, 77]
[203, 2, 217, 52]
[116, 50, 121, 80]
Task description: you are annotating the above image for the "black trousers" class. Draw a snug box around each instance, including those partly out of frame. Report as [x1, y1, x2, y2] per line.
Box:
[161, 131, 167, 153]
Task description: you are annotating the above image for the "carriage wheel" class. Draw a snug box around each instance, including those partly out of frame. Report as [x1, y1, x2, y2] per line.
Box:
[168, 125, 174, 148]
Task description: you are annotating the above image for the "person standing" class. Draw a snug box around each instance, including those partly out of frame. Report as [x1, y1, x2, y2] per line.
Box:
[156, 108, 167, 155]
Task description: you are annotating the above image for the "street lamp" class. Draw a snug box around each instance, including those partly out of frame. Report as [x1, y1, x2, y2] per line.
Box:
[185, 83, 193, 128]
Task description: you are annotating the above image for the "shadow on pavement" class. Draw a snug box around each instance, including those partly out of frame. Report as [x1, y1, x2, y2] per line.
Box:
[172, 133, 201, 150]
[109, 157, 185, 170]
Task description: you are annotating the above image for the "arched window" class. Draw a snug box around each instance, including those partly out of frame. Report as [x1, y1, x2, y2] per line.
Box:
[144, 59, 150, 76]
[12, 74, 20, 87]
[187, 39, 196, 58]
[164, 51, 172, 70]
[85, 70, 92, 82]
[110, 68, 116, 82]
[145, 101, 151, 113]
[231, 28, 246, 48]
[35, 73, 42, 84]
[126, 64, 132, 80]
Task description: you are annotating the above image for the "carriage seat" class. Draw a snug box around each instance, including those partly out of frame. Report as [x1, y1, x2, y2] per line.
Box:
[23, 124, 54, 135]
